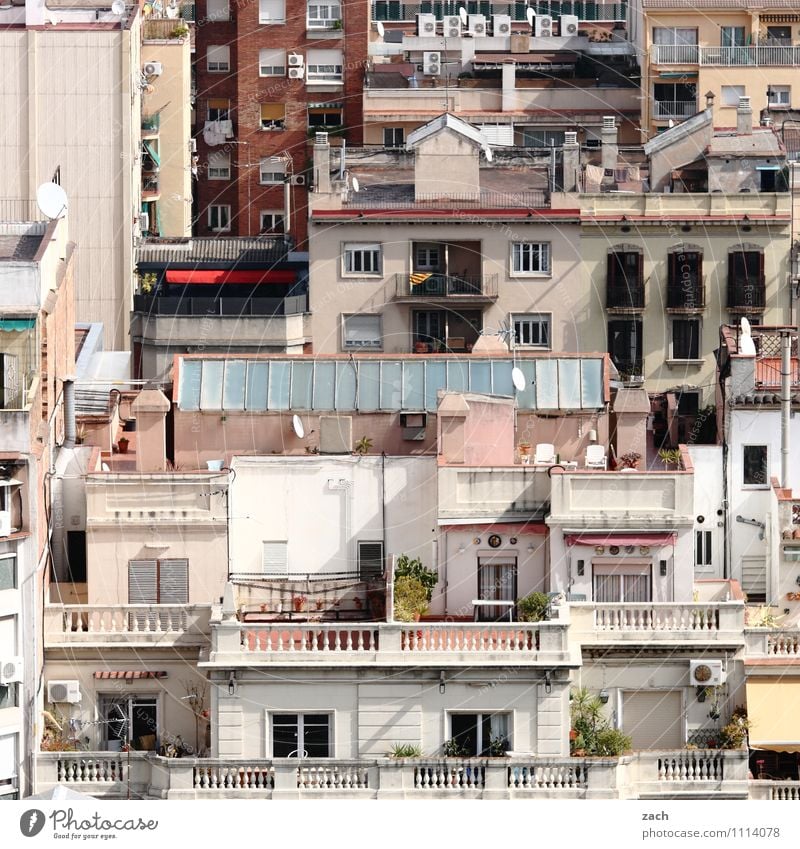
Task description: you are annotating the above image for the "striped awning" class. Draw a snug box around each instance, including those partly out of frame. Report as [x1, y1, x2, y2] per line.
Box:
[93, 671, 167, 680]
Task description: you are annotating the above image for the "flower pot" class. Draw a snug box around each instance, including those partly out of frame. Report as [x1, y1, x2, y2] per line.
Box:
[117, 439, 129, 454]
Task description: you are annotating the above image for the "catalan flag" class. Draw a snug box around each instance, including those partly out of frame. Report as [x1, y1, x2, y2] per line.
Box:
[410, 272, 432, 288]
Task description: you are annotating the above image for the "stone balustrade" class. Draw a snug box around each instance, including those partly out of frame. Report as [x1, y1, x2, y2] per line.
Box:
[634, 749, 749, 799]
[745, 629, 800, 658]
[749, 781, 800, 800]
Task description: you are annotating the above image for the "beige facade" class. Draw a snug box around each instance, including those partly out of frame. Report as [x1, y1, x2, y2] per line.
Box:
[0, 13, 142, 350]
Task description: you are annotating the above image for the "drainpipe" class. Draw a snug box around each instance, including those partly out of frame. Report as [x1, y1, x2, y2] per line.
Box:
[780, 331, 792, 488]
[62, 377, 76, 448]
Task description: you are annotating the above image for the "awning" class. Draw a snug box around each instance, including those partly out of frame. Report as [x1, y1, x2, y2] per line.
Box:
[565, 532, 677, 547]
[746, 679, 800, 752]
[165, 270, 296, 285]
[0, 318, 35, 331]
[93, 671, 167, 680]
[142, 140, 160, 167]
[308, 101, 344, 109]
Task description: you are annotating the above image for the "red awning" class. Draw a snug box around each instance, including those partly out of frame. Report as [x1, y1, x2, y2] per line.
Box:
[565, 532, 677, 547]
[165, 270, 296, 285]
[93, 671, 167, 680]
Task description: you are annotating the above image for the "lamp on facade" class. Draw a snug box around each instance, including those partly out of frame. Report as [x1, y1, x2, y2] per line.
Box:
[228, 672, 236, 696]
[599, 689, 610, 704]
[544, 671, 552, 694]
[439, 671, 446, 695]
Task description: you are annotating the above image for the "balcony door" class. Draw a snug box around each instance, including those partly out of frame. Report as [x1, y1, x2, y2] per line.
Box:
[477, 556, 517, 621]
[100, 695, 159, 751]
[607, 319, 642, 377]
[592, 562, 652, 603]
[412, 309, 481, 352]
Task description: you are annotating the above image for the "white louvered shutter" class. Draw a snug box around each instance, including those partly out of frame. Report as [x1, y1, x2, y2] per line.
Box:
[263, 542, 289, 576]
[159, 560, 189, 603]
[128, 560, 158, 603]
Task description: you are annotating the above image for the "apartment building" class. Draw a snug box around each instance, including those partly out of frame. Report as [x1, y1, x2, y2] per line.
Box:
[192, 0, 368, 244]
[0, 1, 143, 350]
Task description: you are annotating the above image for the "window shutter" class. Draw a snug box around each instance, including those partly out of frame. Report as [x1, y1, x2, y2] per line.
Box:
[622, 691, 682, 749]
[128, 560, 157, 604]
[636, 252, 644, 288]
[158, 560, 189, 604]
[606, 252, 616, 287]
[358, 541, 384, 579]
[263, 542, 289, 575]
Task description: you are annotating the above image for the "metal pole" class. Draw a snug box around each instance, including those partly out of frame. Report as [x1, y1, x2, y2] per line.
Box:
[780, 330, 792, 488]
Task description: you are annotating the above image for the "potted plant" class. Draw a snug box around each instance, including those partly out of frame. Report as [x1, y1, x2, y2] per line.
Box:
[517, 591, 550, 622]
[354, 436, 372, 455]
[570, 687, 632, 757]
[394, 554, 438, 601]
[720, 706, 751, 749]
[117, 436, 130, 454]
[292, 594, 307, 613]
[615, 451, 641, 470]
[393, 576, 429, 622]
[331, 18, 342, 30]
[517, 442, 531, 464]
[657, 447, 682, 470]
[442, 738, 469, 757]
[388, 743, 422, 759]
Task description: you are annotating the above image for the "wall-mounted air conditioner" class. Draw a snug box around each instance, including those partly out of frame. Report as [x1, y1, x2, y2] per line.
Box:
[493, 14, 511, 36]
[0, 658, 23, 684]
[417, 13, 436, 36]
[290, 175, 306, 185]
[534, 15, 553, 37]
[0, 510, 11, 537]
[47, 680, 82, 704]
[689, 659, 725, 686]
[289, 67, 305, 79]
[288, 53, 305, 67]
[143, 61, 163, 77]
[468, 14, 487, 37]
[560, 15, 579, 36]
[139, 211, 150, 234]
[445, 16, 461, 38]
[423, 51, 441, 75]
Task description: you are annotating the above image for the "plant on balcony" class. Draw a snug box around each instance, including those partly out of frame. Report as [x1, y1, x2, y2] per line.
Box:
[615, 451, 641, 470]
[657, 447, 682, 470]
[292, 594, 307, 612]
[393, 576, 429, 622]
[331, 18, 342, 30]
[117, 436, 130, 454]
[170, 24, 190, 39]
[353, 436, 373, 455]
[517, 591, 550, 623]
[139, 272, 157, 294]
[720, 706, 751, 749]
[745, 605, 785, 628]
[394, 554, 438, 601]
[388, 743, 423, 758]
[570, 688, 632, 757]
[442, 738, 469, 757]
[487, 734, 510, 757]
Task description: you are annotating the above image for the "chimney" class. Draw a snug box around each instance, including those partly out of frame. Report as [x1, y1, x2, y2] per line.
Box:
[737, 96, 753, 136]
[130, 389, 170, 472]
[601, 115, 618, 173]
[313, 132, 331, 194]
[562, 131, 580, 191]
[501, 61, 516, 112]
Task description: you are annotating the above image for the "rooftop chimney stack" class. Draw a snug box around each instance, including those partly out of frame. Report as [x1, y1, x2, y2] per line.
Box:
[131, 389, 170, 473]
[601, 116, 618, 173]
[737, 96, 753, 136]
[313, 132, 331, 195]
[562, 131, 580, 192]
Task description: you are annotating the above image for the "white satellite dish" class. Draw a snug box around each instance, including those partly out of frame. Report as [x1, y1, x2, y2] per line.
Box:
[739, 316, 756, 355]
[458, 6, 468, 25]
[351, 176, 360, 193]
[111, 0, 125, 14]
[511, 367, 526, 392]
[376, 21, 385, 38]
[292, 414, 305, 439]
[526, 7, 535, 26]
[36, 182, 68, 220]
[484, 146, 493, 162]
[740, 316, 751, 335]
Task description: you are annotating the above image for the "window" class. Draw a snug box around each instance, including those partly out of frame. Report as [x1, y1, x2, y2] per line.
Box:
[728, 249, 765, 310]
[0, 683, 18, 709]
[358, 541, 384, 579]
[607, 319, 643, 376]
[513, 313, 550, 349]
[207, 98, 230, 121]
[308, 108, 343, 128]
[511, 242, 550, 275]
[383, 127, 404, 148]
[768, 86, 791, 107]
[306, 49, 343, 82]
[206, 45, 230, 72]
[100, 695, 159, 751]
[720, 26, 745, 47]
[307, 2, 341, 27]
[742, 445, 768, 488]
[0, 734, 17, 797]
[593, 563, 652, 602]
[259, 0, 286, 23]
[449, 713, 510, 757]
[606, 249, 644, 308]
[259, 210, 285, 233]
[0, 554, 16, 591]
[521, 129, 565, 148]
[766, 26, 791, 45]
[695, 530, 712, 567]
[0, 615, 17, 655]
[477, 558, 516, 622]
[670, 318, 701, 360]
[206, 0, 230, 21]
[260, 157, 287, 184]
[272, 714, 331, 757]
[259, 48, 286, 76]
[262, 541, 288, 575]
[66, 531, 86, 582]
[208, 205, 231, 232]
[260, 103, 286, 131]
[342, 314, 382, 350]
[652, 27, 697, 45]
[721, 85, 745, 107]
[128, 559, 188, 603]
[207, 151, 231, 180]
[414, 245, 441, 270]
[344, 243, 381, 275]
[666, 249, 702, 308]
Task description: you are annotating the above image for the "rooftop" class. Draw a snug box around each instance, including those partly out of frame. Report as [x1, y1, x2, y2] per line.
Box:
[136, 237, 295, 266]
[707, 129, 784, 158]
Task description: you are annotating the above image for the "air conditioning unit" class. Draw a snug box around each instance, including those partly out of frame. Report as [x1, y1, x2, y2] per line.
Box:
[288, 53, 305, 67]
[0, 658, 22, 684]
[143, 61, 163, 77]
[560, 14, 579, 36]
[534, 15, 553, 37]
[423, 51, 441, 75]
[288, 67, 305, 79]
[416, 13, 436, 36]
[400, 411, 427, 441]
[0, 510, 10, 537]
[139, 211, 150, 234]
[290, 174, 306, 185]
[493, 14, 511, 36]
[689, 660, 725, 687]
[445, 16, 461, 38]
[48, 680, 82, 704]
[468, 14, 487, 37]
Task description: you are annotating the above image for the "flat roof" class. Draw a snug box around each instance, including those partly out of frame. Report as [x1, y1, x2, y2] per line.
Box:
[0, 234, 44, 262]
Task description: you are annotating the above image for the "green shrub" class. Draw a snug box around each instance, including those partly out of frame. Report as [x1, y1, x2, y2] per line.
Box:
[569, 687, 631, 757]
[394, 554, 438, 601]
[389, 743, 422, 758]
[593, 728, 632, 756]
[442, 738, 469, 757]
[393, 576, 429, 622]
[517, 591, 550, 622]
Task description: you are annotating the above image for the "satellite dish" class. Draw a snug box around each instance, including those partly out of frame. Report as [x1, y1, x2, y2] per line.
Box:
[36, 182, 68, 220]
[351, 176, 360, 193]
[458, 6, 468, 25]
[292, 415, 305, 439]
[111, 0, 125, 14]
[484, 146, 493, 162]
[526, 7, 535, 26]
[376, 21, 385, 38]
[511, 367, 526, 392]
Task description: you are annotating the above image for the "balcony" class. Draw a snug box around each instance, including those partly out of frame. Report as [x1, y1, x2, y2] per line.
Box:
[653, 100, 696, 119]
[666, 278, 706, 312]
[394, 273, 498, 302]
[744, 629, 800, 659]
[654, 44, 800, 66]
[606, 283, 645, 312]
[727, 280, 766, 313]
[142, 174, 160, 200]
[750, 780, 800, 800]
[634, 749, 749, 799]
[438, 465, 552, 523]
[343, 189, 549, 210]
[369, 1, 626, 22]
[133, 293, 307, 317]
[43, 604, 212, 648]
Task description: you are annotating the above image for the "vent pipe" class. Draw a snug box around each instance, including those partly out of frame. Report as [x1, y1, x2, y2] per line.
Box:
[63, 377, 76, 448]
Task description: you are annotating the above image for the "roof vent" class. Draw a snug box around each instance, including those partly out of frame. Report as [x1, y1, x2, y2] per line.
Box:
[602, 116, 616, 130]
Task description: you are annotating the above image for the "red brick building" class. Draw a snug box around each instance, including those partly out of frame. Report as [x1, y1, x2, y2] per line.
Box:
[193, 0, 368, 246]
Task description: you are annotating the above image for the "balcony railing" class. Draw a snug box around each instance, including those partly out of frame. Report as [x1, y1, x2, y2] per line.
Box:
[0, 198, 43, 221]
[344, 190, 549, 209]
[635, 749, 749, 798]
[394, 273, 499, 300]
[666, 279, 706, 311]
[653, 100, 696, 119]
[744, 629, 800, 657]
[133, 294, 308, 316]
[750, 780, 800, 800]
[370, 1, 627, 23]
[606, 283, 645, 310]
[654, 44, 800, 66]
[727, 281, 766, 312]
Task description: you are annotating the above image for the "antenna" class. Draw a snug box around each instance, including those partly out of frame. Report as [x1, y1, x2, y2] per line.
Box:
[458, 6, 467, 25]
[376, 21, 385, 39]
[351, 176, 360, 193]
[111, 0, 125, 14]
[512, 367, 526, 392]
[292, 415, 305, 439]
[36, 182, 69, 220]
[526, 7, 535, 26]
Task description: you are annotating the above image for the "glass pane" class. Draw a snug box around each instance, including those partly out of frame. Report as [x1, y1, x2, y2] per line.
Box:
[357, 361, 381, 410]
[535, 359, 558, 409]
[334, 362, 357, 410]
[0, 557, 15, 591]
[451, 714, 479, 756]
[273, 715, 299, 757]
[222, 360, 246, 410]
[594, 574, 620, 603]
[178, 360, 202, 410]
[131, 700, 158, 750]
[245, 362, 269, 410]
[515, 361, 536, 409]
[290, 360, 314, 410]
[380, 361, 402, 410]
[468, 361, 491, 394]
[743, 445, 768, 486]
[446, 359, 469, 394]
[303, 714, 330, 758]
[402, 361, 425, 409]
[424, 361, 447, 410]
[314, 362, 336, 410]
[199, 360, 224, 410]
[491, 361, 514, 397]
[557, 359, 581, 409]
[580, 358, 604, 408]
[268, 362, 291, 410]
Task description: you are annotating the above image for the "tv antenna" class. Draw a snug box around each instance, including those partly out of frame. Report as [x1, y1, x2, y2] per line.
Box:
[36, 182, 69, 220]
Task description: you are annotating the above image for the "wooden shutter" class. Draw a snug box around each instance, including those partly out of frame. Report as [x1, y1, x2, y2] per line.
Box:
[622, 690, 682, 750]
[128, 560, 157, 604]
[158, 560, 189, 603]
[358, 541, 384, 579]
[262, 541, 288, 575]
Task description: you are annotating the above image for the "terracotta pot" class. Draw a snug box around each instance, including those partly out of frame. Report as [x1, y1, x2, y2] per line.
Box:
[117, 439, 129, 454]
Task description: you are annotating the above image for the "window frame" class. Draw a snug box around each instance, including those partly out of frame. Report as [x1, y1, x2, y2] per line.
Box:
[259, 48, 287, 77]
[259, 157, 287, 185]
[306, 49, 344, 82]
[695, 530, 712, 567]
[447, 711, 511, 757]
[721, 85, 746, 107]
[269, 712, 333, 758]
[207, 152, 231, 181]
[206, 0, 230, 22]
[592, 561, 653, 603]
[383, 127, 405, 148]
[742, 444, 769, 489]
[512, 312, 551, 349]
[343, 242, 382, 276]
[99, 694, 160, 752]
[208, 204, 231, 232]
[510, 241, 551, 277]
[128, 559, 189, 604]
[260, 103, 286, 131]
[0, 553, 17, 591]
[342, 314, 383, 351]
[259, 210, 286, 234]
[768, 85, 791, 107]
[259, 0, 286, 24]
[669, 317, 702, 362]
[307, 2, 341, 28]
[206, 45, 231, 73]
[207, 99, 231, 122]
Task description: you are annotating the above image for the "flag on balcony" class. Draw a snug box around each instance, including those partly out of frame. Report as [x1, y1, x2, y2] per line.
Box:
[410, 272, 432, 287]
